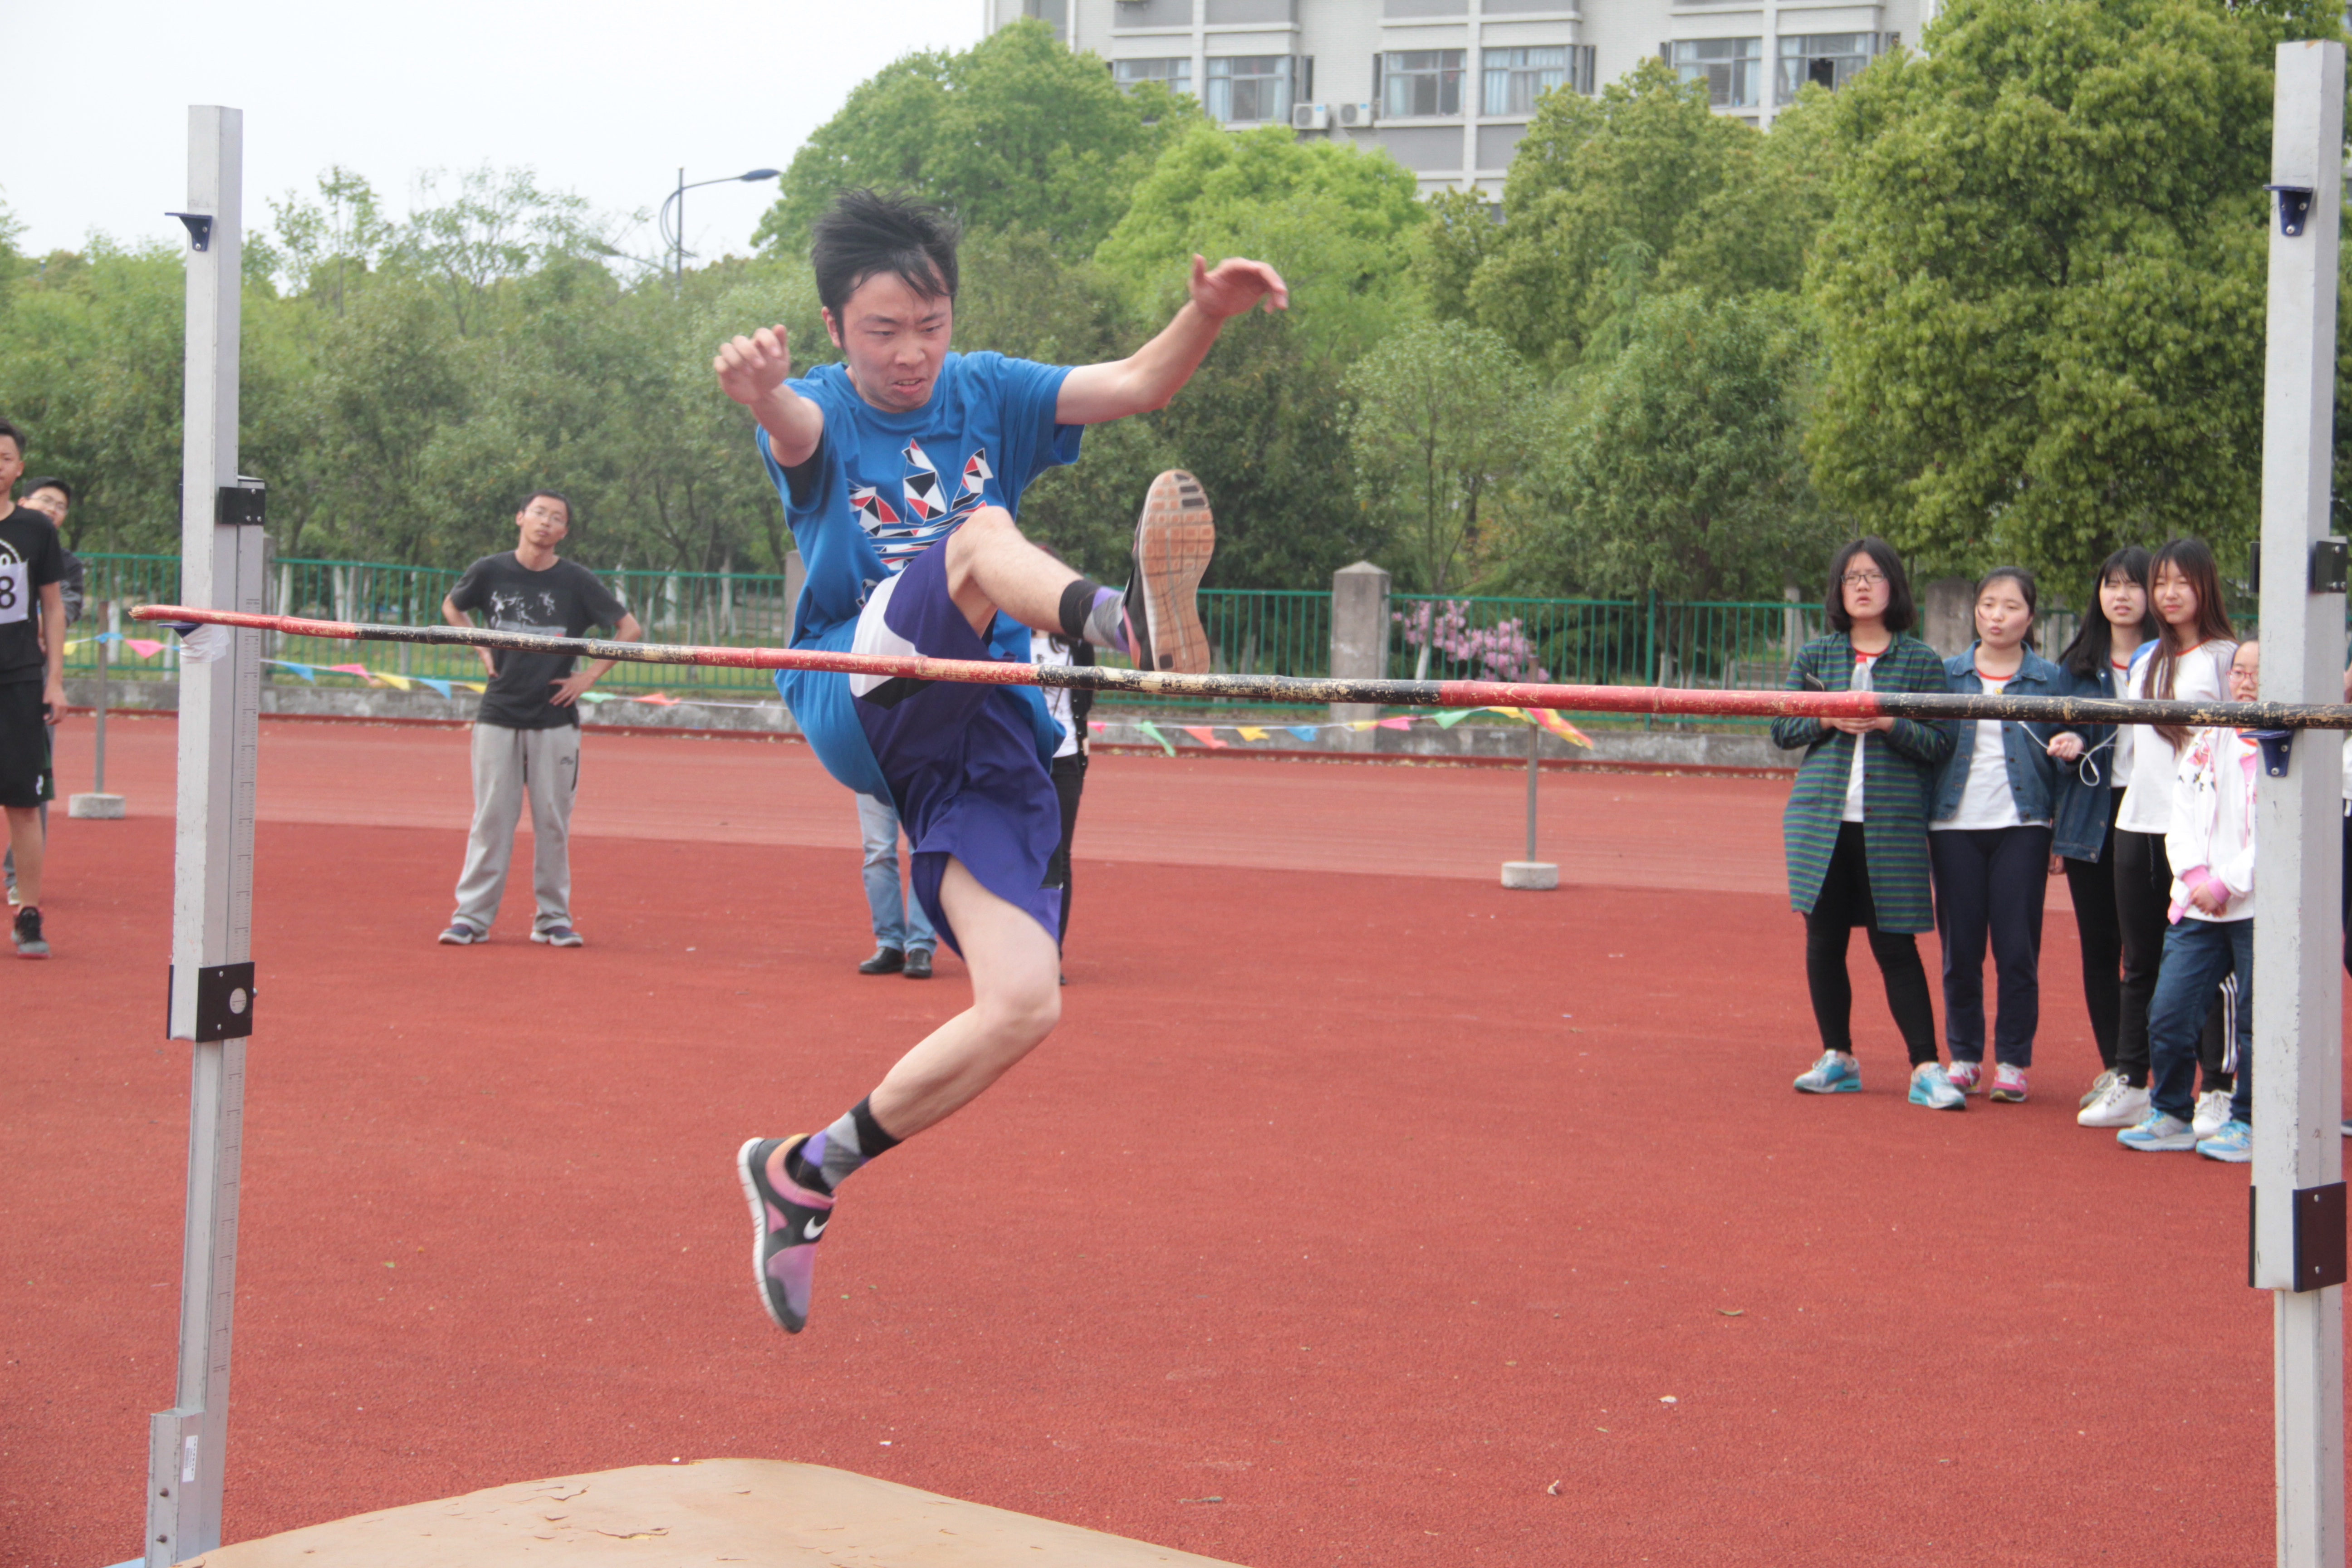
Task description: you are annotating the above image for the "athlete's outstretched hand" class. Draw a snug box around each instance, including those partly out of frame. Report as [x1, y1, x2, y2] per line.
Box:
[1190, 255, 1289, 319]
[715, 325, 794, 407]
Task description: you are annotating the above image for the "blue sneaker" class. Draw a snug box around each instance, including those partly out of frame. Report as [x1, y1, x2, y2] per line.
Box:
[1793, 1051, 1861, 1094]
[2196, 1120, 2252, 1162]
[437, 922, 486, 946]
[2118, 1111, 2197, 1152]
[1908, 1063, 1966, 1110]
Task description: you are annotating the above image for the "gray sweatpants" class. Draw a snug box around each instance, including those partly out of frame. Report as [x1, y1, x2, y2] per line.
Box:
[450, 721, 579, 935]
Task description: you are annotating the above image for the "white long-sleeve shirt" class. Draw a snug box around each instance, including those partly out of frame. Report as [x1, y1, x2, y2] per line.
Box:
[2165, 725, 2259, 923]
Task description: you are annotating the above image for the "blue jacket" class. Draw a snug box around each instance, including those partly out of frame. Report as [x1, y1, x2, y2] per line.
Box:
[1930, 646, 2066, 830]
[2046, 655, 2120, 862]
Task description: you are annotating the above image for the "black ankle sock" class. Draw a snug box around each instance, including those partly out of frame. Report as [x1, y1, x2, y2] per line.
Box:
[1058, 578, 1107, 642]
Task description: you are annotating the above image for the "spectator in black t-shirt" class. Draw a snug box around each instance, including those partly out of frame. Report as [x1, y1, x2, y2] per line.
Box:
[436, 490, 642, 948]
[0, 421, 67, 958]
[5, 475, 83, 916]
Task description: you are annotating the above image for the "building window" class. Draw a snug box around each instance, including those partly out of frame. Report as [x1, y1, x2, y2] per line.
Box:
[1381, 49, 1465, 118]
[1668, 37, 1763, 111]
[1207, 56, 1298, 122]
[1481, 45, 1596, 116]
[1115, 56, 1194, 96]
[1776, 34, 1879, 103]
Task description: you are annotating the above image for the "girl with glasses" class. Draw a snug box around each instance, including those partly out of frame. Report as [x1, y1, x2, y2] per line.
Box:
[1777, 538, 1963, 1109]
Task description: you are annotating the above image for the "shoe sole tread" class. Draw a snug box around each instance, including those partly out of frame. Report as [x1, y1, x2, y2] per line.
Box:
[1134, 472, 1215, 674]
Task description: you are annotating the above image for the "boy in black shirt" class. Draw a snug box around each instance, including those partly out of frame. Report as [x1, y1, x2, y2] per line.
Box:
[437, 491, 641, 946]
[0, 421, 67, 957]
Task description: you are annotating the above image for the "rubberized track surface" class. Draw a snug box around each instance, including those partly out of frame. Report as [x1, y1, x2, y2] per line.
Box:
[5, 717, 2339, 1567]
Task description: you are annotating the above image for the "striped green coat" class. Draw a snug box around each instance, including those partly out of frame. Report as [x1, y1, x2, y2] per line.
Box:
[1771, 633, 1955, 934]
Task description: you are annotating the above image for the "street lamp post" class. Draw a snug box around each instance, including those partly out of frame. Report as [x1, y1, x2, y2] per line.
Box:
[661, 167, 781, 295]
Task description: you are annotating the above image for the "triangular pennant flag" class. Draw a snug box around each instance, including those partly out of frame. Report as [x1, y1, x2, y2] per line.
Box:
[577, 690, 613, 703]
[1348, 719, 1376, 731]
[328, 662, 372, 677]
[419, 678, 453, 698]
[1087, 721, 1106, 735]
[374, 671, 413, 691]
[1285, 725, 1319, 742]
[1236, 726, 1269, 741]
[1534, 708, 1594, 749]
[460, 682, 487, 693]
[636, 692, 681, 706]
[1377, 716, 1412, 730]
[278, 662, 317, 683]
[125, 638, 166, 658]
[1179, 725, 1228, 749]
[1431, 709, 1476, 728]
[1135, 721, 1176, 757]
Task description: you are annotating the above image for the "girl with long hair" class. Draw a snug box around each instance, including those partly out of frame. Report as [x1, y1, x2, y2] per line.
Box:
[2078, 538, 2240, 1132]
[1776, 539, 1962, 1109]
[2045, 547, 2156, 1107]
[1927, 567, 2065, 1101]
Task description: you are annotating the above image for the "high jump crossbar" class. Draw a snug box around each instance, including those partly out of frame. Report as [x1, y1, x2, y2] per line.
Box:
[123, 603, 2352, 731]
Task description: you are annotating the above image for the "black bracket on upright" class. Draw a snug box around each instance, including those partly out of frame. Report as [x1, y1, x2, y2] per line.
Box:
[2253, 728, 2296, 779]
[2267, 183, 2316, 236]
[165, 211, 214, 252]
[2311, 537, 2348, 594]
[2252, 1183, 2348, 1292]
[169, 962, 257, 1042]
[216, 478, 265, 529]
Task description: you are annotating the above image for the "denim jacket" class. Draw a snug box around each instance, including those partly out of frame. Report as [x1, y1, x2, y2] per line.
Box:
[1930, 646, 2065, 830]
[2046, 657, 2118, 862]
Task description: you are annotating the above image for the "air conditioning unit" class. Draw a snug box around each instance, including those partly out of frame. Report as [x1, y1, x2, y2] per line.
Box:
[1335, 101, 1377, 128]
[1291, 102, 1331, 131]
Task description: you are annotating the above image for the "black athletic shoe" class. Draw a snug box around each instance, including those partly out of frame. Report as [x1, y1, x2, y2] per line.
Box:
[903, 947, 933, 980]
[735, 1136, 835, 1333]
[858, 946, 905, 975]
[11, 906, 46, 959]
[1121, 470, 1215, 675]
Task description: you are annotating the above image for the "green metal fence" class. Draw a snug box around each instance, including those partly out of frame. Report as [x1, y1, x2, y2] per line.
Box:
[70, 552, 2142, 722]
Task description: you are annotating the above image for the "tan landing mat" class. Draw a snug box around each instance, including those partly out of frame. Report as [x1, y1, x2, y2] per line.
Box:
[174, 1459, 1248, 1568]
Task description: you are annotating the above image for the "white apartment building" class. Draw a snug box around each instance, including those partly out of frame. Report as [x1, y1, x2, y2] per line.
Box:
[989, 0, 1929, 197]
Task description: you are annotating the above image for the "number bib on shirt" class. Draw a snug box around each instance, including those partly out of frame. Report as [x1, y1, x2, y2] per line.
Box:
[0, 561, 27, 624]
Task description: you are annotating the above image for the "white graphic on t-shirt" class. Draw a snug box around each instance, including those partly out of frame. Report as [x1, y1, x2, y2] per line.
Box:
[853, 441, 996, 573]
[0, 562, 26, 626]
[486, 586, 564, 637]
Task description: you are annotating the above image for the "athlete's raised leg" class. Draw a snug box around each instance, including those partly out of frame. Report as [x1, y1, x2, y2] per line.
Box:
[944, 470, 1217, 674]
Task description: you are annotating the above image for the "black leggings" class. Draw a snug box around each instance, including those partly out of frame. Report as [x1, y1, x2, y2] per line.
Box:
[1047, 753, 1086, 944]
[2059, 795, 2124, 1069]
[1804, 822, 1939, 1066]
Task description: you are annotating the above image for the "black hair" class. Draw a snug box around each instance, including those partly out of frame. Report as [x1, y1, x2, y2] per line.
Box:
[20, 476, 70, 504]
[1973, 565, 2038, 651]
[520, 490, 572, 522]
[1823, 537, 1916, 635]
[0, 419, 23, 456]
[811, 189, 960, 319]
[2147, 537, 2236, 748]
[2057, 545, 2156, 680]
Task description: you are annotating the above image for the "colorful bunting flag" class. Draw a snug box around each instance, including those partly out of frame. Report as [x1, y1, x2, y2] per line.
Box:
[1377, 716, 1412, 730]
[1134, 720, 1176, 757]
[1236, 726, 1269, 741]
[1285, 725, 1319, 742]
[418, 678, 454, 698]
[1178, 725, 1228, 749]
[124, 638, 167, 659]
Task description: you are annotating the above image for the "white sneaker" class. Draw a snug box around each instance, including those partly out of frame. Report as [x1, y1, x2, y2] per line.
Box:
[2077, 1077, 2151, 1128]
[2078, 1068, 2118, 1110]
[2191, 1088, 2233, 1140]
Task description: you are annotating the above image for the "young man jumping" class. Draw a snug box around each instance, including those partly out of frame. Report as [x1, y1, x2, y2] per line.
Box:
[715, 189, 1285, 1332]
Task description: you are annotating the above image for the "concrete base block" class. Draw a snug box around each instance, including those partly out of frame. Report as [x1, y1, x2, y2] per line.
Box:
[1501, 861, 1558, 890]
[67, 793, 125, 819]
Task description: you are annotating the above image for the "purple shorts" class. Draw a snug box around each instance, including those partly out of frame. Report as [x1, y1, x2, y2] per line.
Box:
[849, 543, 1062, 955]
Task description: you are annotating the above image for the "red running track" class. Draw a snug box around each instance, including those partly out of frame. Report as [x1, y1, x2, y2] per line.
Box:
[3, 715, 2339, 1567]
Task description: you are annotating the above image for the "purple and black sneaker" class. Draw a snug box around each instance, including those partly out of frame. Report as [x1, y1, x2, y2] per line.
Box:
[735, 1135, 835, 1333]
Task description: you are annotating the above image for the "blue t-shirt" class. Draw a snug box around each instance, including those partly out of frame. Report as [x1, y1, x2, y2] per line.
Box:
[757, 351, 1083, 796]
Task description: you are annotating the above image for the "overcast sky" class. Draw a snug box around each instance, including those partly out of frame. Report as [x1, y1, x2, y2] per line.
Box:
[7, 0, 987, 263]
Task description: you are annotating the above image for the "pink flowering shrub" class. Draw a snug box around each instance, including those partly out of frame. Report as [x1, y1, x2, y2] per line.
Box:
[1394, 601, 1554, 682]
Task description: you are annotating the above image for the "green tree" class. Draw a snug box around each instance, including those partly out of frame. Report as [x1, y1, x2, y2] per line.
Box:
[756, 21, 1198, 259]
[1805, 0, 2343, 586]
[1094, 122, 1426, 356]
[1343, 318, 1539, 595]
[1465, 60, 1757, 370]
[1506, 290, 1837, 604]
